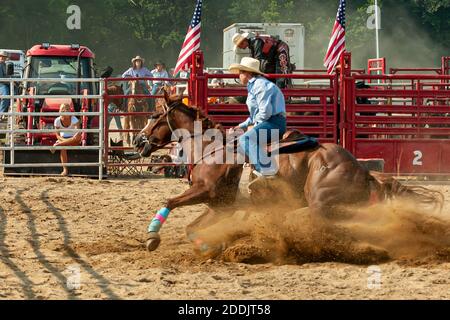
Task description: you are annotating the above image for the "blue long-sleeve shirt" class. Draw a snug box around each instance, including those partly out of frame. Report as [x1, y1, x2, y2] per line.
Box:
[239, 76, 286, 129]
[122, 67, 153, 78]
[151, 69, 170, 85]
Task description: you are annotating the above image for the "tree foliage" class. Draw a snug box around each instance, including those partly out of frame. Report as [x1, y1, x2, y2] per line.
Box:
[0, 0, 449, 72]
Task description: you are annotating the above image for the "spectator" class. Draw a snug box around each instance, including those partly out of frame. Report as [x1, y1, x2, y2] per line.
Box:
[122, 55, 153, 79]
[52, 104, 82, 176]
[151, 62, 170, 96]
[0, 51, 11, 119]
[208, 70, 226, 104]
[122, 55, 153, 95]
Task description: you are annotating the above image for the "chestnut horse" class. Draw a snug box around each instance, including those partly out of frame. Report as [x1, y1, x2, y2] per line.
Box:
[124, 80, 150, 146]
[134, 93, 443, 252]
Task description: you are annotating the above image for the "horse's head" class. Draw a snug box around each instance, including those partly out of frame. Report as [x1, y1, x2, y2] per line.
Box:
[133, 90, 193, 157]
[128, 79, 146, 95]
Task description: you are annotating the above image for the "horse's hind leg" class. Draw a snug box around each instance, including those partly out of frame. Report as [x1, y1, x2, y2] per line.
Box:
[146, 183, 211, 252]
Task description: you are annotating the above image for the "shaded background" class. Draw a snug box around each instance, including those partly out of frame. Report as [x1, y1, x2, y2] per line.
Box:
[0, 0, 449, 73]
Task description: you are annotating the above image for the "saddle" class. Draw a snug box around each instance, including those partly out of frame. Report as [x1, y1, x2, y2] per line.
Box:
[267, 130, 320, 155]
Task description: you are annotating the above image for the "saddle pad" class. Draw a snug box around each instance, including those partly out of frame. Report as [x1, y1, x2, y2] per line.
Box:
[269, 137, 319, 155]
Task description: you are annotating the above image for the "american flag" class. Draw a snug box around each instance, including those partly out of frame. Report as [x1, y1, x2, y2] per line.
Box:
[324, 0, 346, 74]
[173, 0, 203, 76]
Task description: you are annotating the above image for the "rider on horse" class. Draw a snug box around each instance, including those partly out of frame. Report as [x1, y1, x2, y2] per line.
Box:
[229, 57, 287, 189]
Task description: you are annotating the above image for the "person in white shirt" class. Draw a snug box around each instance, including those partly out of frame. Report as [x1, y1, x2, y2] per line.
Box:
[150, 62, 170, 96]
[52, 104, 82, 176]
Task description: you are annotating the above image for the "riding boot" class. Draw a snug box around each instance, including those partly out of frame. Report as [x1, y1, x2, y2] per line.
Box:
[247, 170, 277, 194]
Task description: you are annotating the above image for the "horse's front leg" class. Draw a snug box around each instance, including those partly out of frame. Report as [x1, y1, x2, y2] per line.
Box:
[146, 183, 211, 252]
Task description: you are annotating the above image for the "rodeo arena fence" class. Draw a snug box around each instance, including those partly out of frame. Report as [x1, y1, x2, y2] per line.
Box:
[2, 50, 450, 180]
[0, 78, 105, 179]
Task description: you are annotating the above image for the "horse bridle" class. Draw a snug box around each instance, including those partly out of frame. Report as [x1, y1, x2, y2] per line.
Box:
[140, 102, 231, 162]
[139, 101, 178, 150]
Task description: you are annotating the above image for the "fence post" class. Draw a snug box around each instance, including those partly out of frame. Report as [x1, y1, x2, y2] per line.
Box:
[9, 79, 15, 165]
[340, 52, 354, 152]
[103, 78, 109, 176]
[190, 50, 206, 110]
[99, 80, 105, 181]
[26, 88, 35, 146]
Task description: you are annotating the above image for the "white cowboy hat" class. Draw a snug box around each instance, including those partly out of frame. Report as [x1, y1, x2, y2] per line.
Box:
[232, 32, 249, 47]
[229, 57, 264, 75]
[131, 56, 145, 64]
[0, 51, 8, 57]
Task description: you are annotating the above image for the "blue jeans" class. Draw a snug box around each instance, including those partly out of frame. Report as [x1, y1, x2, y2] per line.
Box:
[0, 84, 11, 113]
[151, 83, 162, 96]
[107, 103, 123, 130]
[238, 114, 287, 175]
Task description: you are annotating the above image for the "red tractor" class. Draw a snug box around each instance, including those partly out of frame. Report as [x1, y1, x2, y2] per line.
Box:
[4, 43, 110, 176]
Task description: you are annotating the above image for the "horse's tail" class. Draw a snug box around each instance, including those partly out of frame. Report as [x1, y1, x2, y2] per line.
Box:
[369, 171, 444, 211]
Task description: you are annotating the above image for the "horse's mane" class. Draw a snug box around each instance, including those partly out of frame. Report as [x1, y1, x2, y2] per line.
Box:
[168, 97, 225, 134]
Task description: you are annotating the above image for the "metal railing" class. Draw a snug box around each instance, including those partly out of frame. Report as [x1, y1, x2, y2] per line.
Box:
[0, 78, 105, 180]
[103, 76, 190, 174]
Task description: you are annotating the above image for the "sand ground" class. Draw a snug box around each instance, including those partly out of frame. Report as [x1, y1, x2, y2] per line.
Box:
[0, 176, 450, 300]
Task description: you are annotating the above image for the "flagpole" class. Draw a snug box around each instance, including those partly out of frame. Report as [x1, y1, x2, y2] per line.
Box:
[375, 0, 380, 59]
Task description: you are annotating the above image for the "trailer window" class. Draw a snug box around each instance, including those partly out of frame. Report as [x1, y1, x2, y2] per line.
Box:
[29, 56, 92, 95]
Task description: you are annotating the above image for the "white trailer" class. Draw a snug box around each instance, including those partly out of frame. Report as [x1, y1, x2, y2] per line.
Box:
[223, 23, 305, 71]
[0, 49, 25, 78]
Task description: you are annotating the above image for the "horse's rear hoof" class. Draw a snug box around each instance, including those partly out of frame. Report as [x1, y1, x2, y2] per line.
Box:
[146, 232, 161, 252]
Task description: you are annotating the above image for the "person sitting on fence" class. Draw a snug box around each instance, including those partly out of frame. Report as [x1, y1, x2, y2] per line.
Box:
[232, 33, 293, 89]
[52, 103, 82, 176]
[0, 51, 11, 120]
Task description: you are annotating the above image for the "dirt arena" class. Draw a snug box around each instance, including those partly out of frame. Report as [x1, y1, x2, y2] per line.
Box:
[1, 176, 450, 300]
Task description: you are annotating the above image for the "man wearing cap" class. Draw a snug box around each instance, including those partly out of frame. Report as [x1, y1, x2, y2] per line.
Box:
[232, 33, 292, 89]
[0, 51, 11, 117]
[150, 62, 170, 97]
[229, 57, 287, 186]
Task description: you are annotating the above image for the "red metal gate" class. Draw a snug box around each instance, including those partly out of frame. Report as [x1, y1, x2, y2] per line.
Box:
[191, 51, 339, 143]
[101, 51, 450, 177]
[340, 53, 450, 175]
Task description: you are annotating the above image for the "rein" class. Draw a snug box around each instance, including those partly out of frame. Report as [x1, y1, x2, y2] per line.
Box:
[144, 102, 228, 156]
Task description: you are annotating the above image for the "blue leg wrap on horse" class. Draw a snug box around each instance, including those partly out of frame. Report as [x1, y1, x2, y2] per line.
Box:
[148, 207, 171, 233]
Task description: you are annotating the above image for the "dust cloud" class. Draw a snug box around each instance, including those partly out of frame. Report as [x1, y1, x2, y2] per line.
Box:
[190, 197, 450, 265]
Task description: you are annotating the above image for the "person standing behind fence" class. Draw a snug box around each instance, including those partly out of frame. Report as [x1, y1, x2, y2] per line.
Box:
[122, 55, 153, 92]
[52, 104, 82, 176]
[151, 62, 170, 96]
[0, 51, 11, 119]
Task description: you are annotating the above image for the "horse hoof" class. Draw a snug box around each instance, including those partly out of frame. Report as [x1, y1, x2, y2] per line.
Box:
[146, 233, 161, 252]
